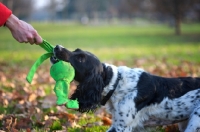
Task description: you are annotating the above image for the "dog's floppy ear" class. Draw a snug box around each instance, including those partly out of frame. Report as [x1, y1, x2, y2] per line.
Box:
[70, 69, 104, 113]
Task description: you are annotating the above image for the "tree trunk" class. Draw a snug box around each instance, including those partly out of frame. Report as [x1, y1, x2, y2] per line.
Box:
[175, 15, 181, 35]
[174, 0, 181, 35]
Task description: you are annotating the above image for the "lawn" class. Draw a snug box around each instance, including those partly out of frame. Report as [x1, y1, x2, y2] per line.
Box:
[1, 23, 200, 65]
[0, 22, 200, 132]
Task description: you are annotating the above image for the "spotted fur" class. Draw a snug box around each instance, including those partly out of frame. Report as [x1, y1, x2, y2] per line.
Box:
[53, 45, 200, 132]
[106, 64, 200, 132]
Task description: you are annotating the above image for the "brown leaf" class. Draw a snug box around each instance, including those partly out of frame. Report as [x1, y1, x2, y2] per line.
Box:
[0, 114, 4, 120]
[26, 128, 31, 132]
[12, 91, 24, 100]
[2, 115, 17, 131]
[164, 124, 179, 132]
[15, 117, 32, 130]
[65, 113, 77, 121]
[28, 93, 37, 102]
[0, 72, 7, 82]
[70, 121, 81, 128]
[101, 117, 112, 126]
[48, 112, 77, 121]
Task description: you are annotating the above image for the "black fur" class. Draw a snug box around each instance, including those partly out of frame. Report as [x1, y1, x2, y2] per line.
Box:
[70, 70, 104, 112]
[135, 72, 200, 112]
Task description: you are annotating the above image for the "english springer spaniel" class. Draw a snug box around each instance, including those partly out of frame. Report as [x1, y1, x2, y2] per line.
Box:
[51, 45, 200, 132]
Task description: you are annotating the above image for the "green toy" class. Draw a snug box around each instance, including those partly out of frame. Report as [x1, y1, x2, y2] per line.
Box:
[26, 40, 79, 109]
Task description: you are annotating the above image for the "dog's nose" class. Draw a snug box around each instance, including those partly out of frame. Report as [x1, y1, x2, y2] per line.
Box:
[54, 45, 62, 51]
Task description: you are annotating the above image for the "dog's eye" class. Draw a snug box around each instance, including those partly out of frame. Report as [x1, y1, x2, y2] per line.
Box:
[76, 54, 85, 63]
[77, 57, 85, 63]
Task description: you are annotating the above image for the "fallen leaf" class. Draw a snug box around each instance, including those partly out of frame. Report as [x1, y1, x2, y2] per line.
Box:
[2, 115, 17, 131]
[70, 121, 81, 128]
[101, 117, 112, 126]
[164, 124, 179, 132]
[15, 117, 32, 130]
[28, 93, 37, 102]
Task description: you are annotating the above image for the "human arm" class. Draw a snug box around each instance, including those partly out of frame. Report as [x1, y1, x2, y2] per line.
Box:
[0, 3, 42, 44]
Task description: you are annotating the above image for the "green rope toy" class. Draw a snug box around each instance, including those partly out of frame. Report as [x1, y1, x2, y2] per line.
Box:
[26, 40, 79, 109]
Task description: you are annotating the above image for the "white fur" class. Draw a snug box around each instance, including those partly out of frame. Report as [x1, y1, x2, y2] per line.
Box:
[102, 63, 119, 96]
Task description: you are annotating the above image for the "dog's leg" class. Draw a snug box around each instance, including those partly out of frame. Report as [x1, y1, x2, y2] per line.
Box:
[107, 93, 138, 132]
[106, 111, 135, 132]
[185, 103, 200, 132]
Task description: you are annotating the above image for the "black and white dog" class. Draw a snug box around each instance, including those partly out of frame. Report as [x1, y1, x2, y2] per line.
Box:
[51, 45, 200, 132]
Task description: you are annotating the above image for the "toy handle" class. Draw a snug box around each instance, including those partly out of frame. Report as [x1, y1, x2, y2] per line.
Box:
[26, 52, 53, 83]
[40, 40, 54, 52]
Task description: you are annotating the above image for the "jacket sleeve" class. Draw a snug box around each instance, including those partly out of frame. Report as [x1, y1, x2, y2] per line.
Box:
[0, 3, 12, 26]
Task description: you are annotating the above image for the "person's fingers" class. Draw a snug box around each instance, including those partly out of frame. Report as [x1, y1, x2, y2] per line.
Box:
[18, 39, 23, 43]
[17, 36, 26, 43]
[29, 39, 34, 44]
[26, 33, 34, 44]
[28, 37, 34, 44]
[34, 33, 43, 44]
[23, 38, 28, 43]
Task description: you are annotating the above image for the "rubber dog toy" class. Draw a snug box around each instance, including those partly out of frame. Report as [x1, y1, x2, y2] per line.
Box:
[26, 40, 79, 109]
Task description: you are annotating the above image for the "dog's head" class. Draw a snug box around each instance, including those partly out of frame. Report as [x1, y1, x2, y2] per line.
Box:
[52, 45, 106, 112]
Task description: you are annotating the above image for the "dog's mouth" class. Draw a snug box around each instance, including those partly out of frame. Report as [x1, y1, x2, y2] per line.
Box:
[50, 56, 59, 64]
[52, 45, 71, 62]
[50, 45, 69, 64]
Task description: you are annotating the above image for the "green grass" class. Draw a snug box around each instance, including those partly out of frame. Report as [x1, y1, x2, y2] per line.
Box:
[68, 126, 108, 132]
[0, 23, 200, 67]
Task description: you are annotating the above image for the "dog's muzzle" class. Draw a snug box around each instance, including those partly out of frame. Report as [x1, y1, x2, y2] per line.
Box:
[50, 56, 59, 64]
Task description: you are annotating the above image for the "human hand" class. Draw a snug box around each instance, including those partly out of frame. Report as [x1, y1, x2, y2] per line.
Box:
[5, 14, 42, 44]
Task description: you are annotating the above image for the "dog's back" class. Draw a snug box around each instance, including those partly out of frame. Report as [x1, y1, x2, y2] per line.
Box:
[135, 72, 200, 111]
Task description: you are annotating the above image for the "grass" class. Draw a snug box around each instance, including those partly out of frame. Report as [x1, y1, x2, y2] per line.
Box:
[0, 22, 200, 67]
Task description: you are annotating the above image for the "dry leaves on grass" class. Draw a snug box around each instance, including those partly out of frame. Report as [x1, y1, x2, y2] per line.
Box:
[1, 58, 200, 131]
[0, 63, 110, 131]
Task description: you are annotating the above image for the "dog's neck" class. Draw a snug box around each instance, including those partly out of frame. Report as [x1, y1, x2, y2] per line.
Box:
[101, 63, 119, 97]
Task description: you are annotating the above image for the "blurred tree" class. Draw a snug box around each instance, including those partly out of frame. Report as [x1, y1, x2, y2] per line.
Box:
[63, 0, 108, 19]
[119, 0, 152, 19]
[46, 0, 69, 20]
[1, 0, 33, 19]
[47, 0, 58, 21]
[151, 0, 199, 35]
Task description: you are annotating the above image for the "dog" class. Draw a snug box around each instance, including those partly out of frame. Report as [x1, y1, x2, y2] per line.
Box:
[51, 45, 200, 132]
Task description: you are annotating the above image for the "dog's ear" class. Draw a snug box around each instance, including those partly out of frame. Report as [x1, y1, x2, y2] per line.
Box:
[70, 70, 104, 113]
